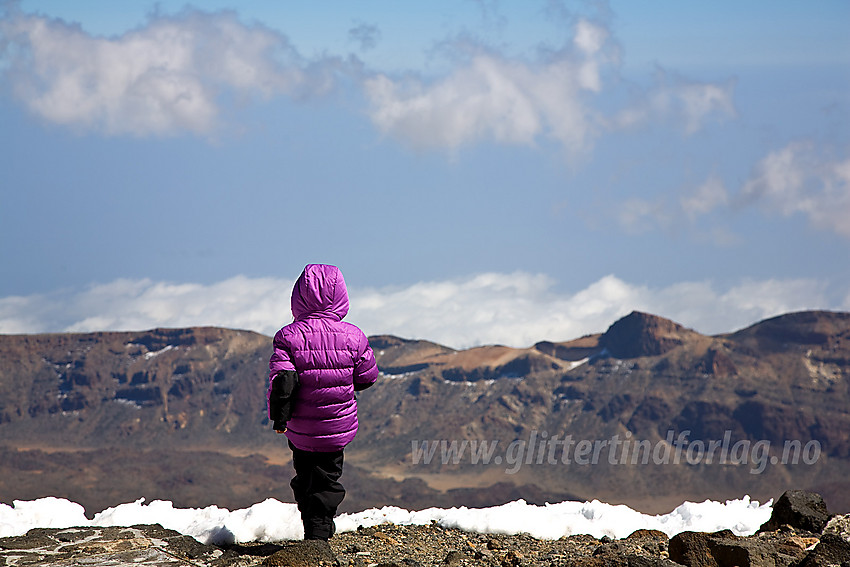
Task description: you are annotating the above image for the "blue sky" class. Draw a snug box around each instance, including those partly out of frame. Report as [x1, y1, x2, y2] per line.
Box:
[1, 0, 848, 347]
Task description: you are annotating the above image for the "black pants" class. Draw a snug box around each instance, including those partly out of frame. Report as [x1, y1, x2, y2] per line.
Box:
[288, 441, 345, 540]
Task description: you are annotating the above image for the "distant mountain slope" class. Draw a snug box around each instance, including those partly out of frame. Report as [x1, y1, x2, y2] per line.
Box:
[0, 327, 270, 448]
[355, 310, 850, 512]
[1, 310, 849, 514]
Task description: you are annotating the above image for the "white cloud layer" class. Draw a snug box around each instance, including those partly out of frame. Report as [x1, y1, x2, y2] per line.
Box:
[0, 273, 839, 349]
[0, 6, 345, 136]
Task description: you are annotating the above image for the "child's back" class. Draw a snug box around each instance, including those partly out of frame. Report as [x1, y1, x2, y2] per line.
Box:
[267, 264, 379, 540]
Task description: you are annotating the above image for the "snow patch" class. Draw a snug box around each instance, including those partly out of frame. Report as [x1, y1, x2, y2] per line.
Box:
[144, 345, 176, 360]
[0, 496, 773, 545]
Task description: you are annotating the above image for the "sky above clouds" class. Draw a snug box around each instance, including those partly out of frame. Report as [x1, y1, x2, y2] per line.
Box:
[1, 0, 848, 347]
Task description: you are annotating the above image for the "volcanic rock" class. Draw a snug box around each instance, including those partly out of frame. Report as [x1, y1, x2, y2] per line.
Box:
[759, 490, 832, 534]
[262, 540, 337, 566]
[796, 533, 850, 567]
[668, 528, 815, 567]
[4, 518, 848, 567]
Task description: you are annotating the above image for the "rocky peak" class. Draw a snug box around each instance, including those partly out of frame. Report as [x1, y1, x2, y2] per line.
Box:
[369, 335, 456, 375]
[600, 311, 701, 359]
[731, 310, 850, 351]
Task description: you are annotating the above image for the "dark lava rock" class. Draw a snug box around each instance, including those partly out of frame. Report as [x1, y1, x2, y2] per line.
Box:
[0, 531, 59, 550]
[668, 531, 718, 567]
[442, 549, 466, 565]
[669, 528, 814, 567]
[708, 534, 794, 567]
[626, 530, 669, 542]
[823, 514, 850, 542]
[625, 529, 669, 556]
[592, 533, 679, 567]
[593, 545, 680, 566]
[796, 515, 850, 567]
[263, 539, 338, 566]
[759, 490, 831, 534]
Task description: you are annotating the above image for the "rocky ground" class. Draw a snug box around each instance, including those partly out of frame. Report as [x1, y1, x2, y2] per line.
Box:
[1, 491, 849, 566]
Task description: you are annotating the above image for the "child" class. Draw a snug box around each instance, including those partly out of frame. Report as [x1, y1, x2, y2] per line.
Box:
[267, 264, 379, 541]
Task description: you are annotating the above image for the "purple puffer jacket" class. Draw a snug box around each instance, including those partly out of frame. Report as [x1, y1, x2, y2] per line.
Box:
[268, 264, 379, 452]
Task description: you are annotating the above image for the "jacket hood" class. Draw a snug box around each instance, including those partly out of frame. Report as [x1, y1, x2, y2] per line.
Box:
[291, 264, 350, 321]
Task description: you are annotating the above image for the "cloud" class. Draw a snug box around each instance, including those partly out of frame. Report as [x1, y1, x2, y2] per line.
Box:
[616, 198, 672, 234]
[616, 142, 850, 240]
[0, 4, 736, 151]
[740, 142, 850, 236]
[353, 273, 829, 348]
[363, 16, 735, 156]
[362, 18, 618, 156]
[616, 175, 730, 235]
[364, 50, 599, 154]
[614, 69, 736, 134]
[0, 273, 837, 349]
[0, 6, 347, 136]
[681, 175, 729, 219]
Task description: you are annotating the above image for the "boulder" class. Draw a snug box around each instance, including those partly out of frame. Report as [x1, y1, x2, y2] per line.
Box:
[823, 514, 850, 543]
[263, 540, 338, 567]
[759, 491, 831, 534]
[668, 531, 717, 567]
[668, 529, 811, 567]
[795, 533, 850, 567]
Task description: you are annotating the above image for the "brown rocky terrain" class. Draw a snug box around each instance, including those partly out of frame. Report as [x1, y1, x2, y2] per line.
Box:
[355, 310, 850, 513]
[1, 310, 849, 517]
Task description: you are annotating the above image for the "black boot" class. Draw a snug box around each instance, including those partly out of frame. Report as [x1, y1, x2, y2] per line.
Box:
[303, 515, 334, 540]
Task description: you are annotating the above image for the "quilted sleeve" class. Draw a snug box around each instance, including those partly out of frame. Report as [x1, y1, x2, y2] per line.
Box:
[268, 330, 296, 418]
[353, 331, 379, 391]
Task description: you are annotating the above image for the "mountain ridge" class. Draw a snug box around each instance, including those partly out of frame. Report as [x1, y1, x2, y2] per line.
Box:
[1, 309, 849, 515]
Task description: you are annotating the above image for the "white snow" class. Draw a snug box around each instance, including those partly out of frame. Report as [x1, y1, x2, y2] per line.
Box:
[144, 345, 176, 360]
[0, 496, 772, 545]
[566, 357, 589, 370]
